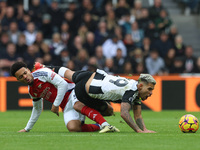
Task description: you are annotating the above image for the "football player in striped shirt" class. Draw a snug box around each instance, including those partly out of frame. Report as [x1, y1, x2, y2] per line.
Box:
[34, 62, 156, 133]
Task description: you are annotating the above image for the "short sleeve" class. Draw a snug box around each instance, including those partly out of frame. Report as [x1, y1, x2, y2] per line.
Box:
[122, 90, 139, 105]
[133, 97, 142, 105]
[33, 98, 42, 102]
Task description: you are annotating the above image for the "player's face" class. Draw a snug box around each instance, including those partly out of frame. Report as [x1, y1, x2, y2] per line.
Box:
[15, 67, 34, 85]
[138, 82, 154, 100]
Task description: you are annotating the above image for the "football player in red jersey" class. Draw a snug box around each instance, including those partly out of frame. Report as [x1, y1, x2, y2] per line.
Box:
[11, 61, 119, 133]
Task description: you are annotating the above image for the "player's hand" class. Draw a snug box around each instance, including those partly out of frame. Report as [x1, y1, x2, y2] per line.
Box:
[147, 130, 156, 133]
[51, 104, 59, 116]
[136, 130, 145, 133]
[18, 129, 27, 132]
[142, 129, 156, 133]
[137, 129, 156, 133]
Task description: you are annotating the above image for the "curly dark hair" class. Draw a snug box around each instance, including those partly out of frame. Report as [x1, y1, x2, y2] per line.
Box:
[10, 61, 27, 77]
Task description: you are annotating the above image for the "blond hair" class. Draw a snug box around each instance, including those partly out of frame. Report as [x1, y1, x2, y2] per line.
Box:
[138, 74, 156, 85]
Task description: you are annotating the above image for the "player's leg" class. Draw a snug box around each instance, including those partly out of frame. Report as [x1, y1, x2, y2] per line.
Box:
[74, 81, 112, 114]
[48, 66, 74, 82]
[76, 98, 120, 133]
[66, 120, 82, 132]
[70, 86, 120, 133]
[34, 62, 74, 82]
[58, 67, 74, 82]
[64, 90, 101, 132]
[100, 102, 114, 116]
[63, 94, 81, 132]
[64, 100, 101, 132]
[70, 89, 119, 133]
[72, 71, 115, 116]
[74, 100, 108, 126]
[64, 110, 101, 132]
[73, 70, 114, 116]
[71, 90, 108, 128]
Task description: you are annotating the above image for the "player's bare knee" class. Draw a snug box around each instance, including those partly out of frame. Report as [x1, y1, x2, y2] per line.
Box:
[101, 106, 113, 116]
[67, 120, 82, 132]
[67, 126, 81, 132]
[107, 104, 114, 116]
[73, 101, 85, 113]
[73, 102, 79, 111]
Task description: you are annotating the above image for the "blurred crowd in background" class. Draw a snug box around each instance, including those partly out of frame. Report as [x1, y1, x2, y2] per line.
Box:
[0, 0, 200, 77]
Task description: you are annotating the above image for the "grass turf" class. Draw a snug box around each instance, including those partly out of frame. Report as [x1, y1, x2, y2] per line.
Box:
[0, 110, 200, 150]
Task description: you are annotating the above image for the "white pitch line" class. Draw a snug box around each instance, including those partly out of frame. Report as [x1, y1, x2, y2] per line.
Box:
[0, 134, 127, 137]
[61, 134, 127, 137]
[0, 135, 45, 137]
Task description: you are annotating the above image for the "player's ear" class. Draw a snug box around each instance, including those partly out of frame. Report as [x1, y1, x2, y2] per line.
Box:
[138, 83, 143, 90]
[27, 68, 31, 72]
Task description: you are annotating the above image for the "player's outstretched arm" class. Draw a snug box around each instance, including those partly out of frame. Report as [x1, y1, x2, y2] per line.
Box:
[120, 102, 143, 133]
[18, 99, 43, 132]
[133, 105, 156, 133]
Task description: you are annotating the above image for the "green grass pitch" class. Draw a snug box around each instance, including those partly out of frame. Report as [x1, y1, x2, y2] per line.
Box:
[0, 110, 200, 150]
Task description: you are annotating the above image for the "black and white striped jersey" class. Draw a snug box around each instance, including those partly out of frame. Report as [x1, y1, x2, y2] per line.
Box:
[88, 69, 141, 105]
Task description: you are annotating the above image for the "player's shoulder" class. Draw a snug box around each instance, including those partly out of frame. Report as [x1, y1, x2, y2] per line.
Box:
[96, 69, 108, 76]
[32, 68, 52, 78]
[131, 80, 138, 91]
[122, 89, 139, 104]
[33, 67, 51, 72]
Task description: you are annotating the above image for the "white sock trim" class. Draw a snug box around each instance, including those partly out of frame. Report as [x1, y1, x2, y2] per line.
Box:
[58, 67, 69, 77]
[101, 122, 109, 128]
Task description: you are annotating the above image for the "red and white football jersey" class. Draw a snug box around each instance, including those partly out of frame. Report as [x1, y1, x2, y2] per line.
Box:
[29, 68, 75, 110]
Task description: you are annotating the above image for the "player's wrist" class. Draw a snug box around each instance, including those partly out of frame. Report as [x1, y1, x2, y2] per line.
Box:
[53, 102, 60, 107]
[51, 104, 59, 110]
[143, 128, 148, 131]
[136, 129, 143, 133]
[24, 128, 30, 132]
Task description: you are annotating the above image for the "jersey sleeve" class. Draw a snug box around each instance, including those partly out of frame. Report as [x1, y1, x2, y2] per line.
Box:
[33, 68, 69, 107]
[28, 92, 42, 102]
[24, 99, 43, 131]
[133, 97, 142, 105]
[122, 90, 141, 105]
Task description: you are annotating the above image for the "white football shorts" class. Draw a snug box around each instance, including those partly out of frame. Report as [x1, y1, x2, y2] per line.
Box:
[63, 89, 85, 126]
